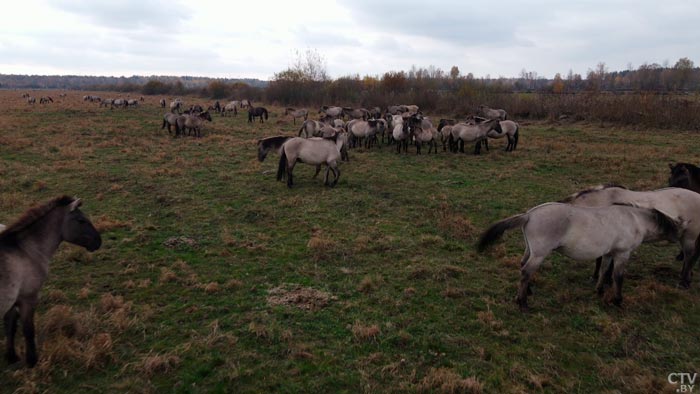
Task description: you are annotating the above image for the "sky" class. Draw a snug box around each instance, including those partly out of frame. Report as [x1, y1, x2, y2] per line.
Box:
[1, 0, 698, 81]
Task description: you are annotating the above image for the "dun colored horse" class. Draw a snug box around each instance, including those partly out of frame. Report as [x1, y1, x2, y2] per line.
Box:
[1, 196, 101, 367]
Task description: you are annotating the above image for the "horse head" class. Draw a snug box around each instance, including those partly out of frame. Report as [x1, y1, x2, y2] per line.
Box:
[62, 198, 102, 252]
[489, 119, 503, 134]
[668, 163, 691, 188]
[200, 111, 212, 121]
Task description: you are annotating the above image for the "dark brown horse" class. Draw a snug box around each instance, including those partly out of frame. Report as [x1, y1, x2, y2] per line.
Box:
[1, 196, 101, 367]
[248, 107, 269, 123]
[669, 162, 700, 194]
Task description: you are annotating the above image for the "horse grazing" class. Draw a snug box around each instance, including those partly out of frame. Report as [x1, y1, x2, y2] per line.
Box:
[277, 137, 343, 188]
[1, 196, 101, 367]
[240, 100, 251, 108]
[26, 97, 36, 104]
[159, 98, 166, 108]
[248, 107, 269, 123]
[450, 119, 503, 154]
[478, 105, 507, 120]
[177, 111, 212, 137]
[560, 185, 700, 288]
[222, 101, 239, 117]
[284, 108, 309, 124]
[477, 202, 679, 311]
[39, 96, 53, 104]
[258, 136, 292, 162]
[668, 162, 700, 194]
[126, 99, 139, 107]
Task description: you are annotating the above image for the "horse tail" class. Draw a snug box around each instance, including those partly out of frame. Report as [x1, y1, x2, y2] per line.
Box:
[513, 125, 519, 150]
[277, 149, 287, 181]
[298, 123, 306, 137]
[264, 109, 268, 120]
[477, 214, 529, 253]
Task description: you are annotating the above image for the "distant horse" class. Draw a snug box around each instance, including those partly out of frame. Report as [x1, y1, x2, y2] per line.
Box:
[478, 105, 507, 120]
[346, 119, 380, 149]
[248, 107, 269, 123]
[208, 101, 221, 114]
[240, 100, 251, 108]
[257, 136, 292, 162]
[487, 120, 520, 152]
[284, 108, 309, 124]
[26, 97, 36, 104]
[391, 115, 409, 153]
[1, 196, 101, 367]
[39, 96, 53, 104]
[170, 100, 182, 114]
[160, 99, 166, 108]
[298, 120, 325, 138]
[319, 106, 343, 120]
[669, 162, 700, 194]
[477, 202, 679, 310]
[450, 118, 503, 154]
[177, 111, 212, 137]
[277, 137, 344, 188]
[112, 99, 128, 109]
[162, 113, 181, 136]
[222, 101, 238, 117]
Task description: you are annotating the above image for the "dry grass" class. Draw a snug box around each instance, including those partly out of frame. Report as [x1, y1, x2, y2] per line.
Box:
[138, 352, 181, 377]
[266, 285, 333, 311]
[351, 322, 380, 342]
[417, 367, 483, 394]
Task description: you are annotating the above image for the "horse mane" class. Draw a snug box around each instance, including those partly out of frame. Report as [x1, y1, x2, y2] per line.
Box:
[558, 183, 628, 203]
[259, 135, 291, 149]
[650, 209, 679, 240]
[0, 195, 74, 239]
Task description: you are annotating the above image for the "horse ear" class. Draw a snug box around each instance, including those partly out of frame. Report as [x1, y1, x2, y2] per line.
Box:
[69, 198, 83, 211]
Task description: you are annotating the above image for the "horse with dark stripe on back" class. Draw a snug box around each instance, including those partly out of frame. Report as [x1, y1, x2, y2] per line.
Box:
[477, 202, 679, 311]
[1, 196, 101, 367]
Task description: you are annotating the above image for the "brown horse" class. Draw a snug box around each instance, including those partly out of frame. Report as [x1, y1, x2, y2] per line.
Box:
[1, 196, 101, 367]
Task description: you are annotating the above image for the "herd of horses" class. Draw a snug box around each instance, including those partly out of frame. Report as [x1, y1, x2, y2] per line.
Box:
[5, 93, 700, 368]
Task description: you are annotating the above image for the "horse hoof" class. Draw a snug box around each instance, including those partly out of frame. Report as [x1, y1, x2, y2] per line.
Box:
[677, 280, 691, 289]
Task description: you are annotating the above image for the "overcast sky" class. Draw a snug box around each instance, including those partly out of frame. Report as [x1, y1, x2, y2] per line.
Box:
[1, 0, 698, 80]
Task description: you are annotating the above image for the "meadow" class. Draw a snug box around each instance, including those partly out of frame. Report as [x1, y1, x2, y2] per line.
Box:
[1, 91, 699, 393]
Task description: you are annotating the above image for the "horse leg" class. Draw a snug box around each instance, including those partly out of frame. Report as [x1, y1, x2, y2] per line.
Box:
[323, 165, 331, 186]
[611, 253, 630, 306]
[18, 299, 38, 367]
[679, 237, 698, 288]
[287, 162, 295, 188]
[4, 307, 19, 364]
[416, 141, 421, 155]
[331, 163, 340, 187]
[313, 165, 321, 179]
[595, 256, 614, 295]
[517, 253, 546, 312]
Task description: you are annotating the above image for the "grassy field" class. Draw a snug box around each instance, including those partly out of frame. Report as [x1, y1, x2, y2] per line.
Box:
[1, 90, 699, 393]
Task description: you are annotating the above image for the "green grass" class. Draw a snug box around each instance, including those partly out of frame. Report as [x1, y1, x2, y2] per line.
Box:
[1, 92, 699, 393]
